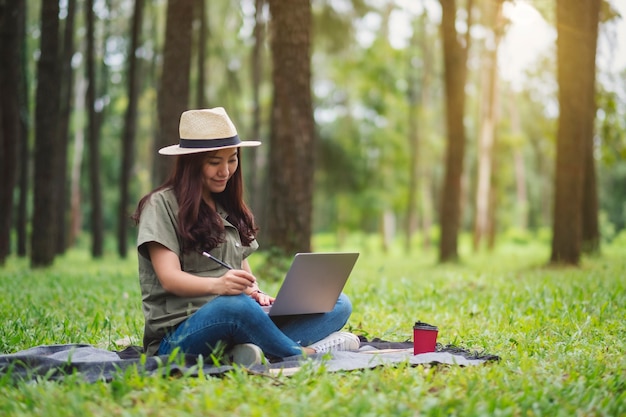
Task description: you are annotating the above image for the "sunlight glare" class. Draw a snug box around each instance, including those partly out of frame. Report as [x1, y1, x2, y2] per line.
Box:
[499, 1, 556, 91]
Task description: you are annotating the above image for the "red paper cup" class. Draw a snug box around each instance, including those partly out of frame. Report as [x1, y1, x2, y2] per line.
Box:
[413, 321, 438, 355]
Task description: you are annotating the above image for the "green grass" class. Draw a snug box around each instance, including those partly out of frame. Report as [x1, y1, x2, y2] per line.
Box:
[1, 238, 625, 416]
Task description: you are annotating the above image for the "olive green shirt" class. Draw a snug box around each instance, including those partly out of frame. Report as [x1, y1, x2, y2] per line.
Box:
[137, 188, 258, 356]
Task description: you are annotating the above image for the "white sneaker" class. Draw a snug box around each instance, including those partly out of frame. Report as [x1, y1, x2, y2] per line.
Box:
[307, 332, 360, 354]
[227, 343, 264, 366]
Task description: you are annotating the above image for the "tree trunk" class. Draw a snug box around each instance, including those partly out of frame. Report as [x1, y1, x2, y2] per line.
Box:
[266, 0, 315, 254]
[194, 0, 207, 108]
[15, 1, 28, 258]
[421, 172, 434, 250]
[581, 0, 601, 255]
[419, 15, 434, 252]
[550, 0, 600, 265]
[69, 76, 86, 248]
[582, 150, 600, 254]
[0, 0, 25, 263]
[473, 0, 503, 251]
[31, 0, 62, 267]
[438, 0, 470, 263]
[55, 0, 77, 255]
[509, 94, 528, 230]
[85, 0, 104, 258]
[381, 210, 395, 253]
[153, 0, 194, 186]
[118, 0, 145, 258]
[513, 148, 528, 228]
[405, 78, 419, 253]
[404, 16, 423, 253]
[248, 0, 267, 228]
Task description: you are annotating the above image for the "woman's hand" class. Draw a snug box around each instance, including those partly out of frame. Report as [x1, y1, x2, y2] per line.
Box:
[216, 269, 257, 295]
[148, 242, 256, 297]
[250, 289, 275, 306]
[240, 258, 274, 306]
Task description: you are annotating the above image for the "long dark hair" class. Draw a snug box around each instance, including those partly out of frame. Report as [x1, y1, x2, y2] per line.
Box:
[132, 149, 258, 253]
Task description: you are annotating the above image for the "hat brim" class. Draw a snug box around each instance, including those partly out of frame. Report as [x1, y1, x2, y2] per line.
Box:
[158, 141, 261, 156]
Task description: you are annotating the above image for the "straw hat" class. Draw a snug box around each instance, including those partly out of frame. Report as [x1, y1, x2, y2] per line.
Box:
[158, 107, 261, 155]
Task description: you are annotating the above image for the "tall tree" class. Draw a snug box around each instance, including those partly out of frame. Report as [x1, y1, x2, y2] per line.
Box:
[438, 0, 472, 262]
[152, 0, 194, 186]
[15, 0, 28, 258]
[69, 75, 86, 249]
[266, 0, 315, 254]
[473, 0, 504, 250]
[509, 93, 528, 231]
[85, 0, 104, 258]
[55, 0, 77, 254]
[405, 16, 421, 253]
[0, 0, 25, 264]
[551, 0, 601, 265]
[405, 10, 437, 253]
[581, 149, 600, 254]
[31, 0, 62, 267]
[117, 0, 145, 258]
[248, 0, 267, 226]
[194, 0, 207, 108]
[580, 0, 601, 255]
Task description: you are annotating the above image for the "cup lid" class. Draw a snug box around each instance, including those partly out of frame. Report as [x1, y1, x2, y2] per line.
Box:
[413, 321, 438, 330]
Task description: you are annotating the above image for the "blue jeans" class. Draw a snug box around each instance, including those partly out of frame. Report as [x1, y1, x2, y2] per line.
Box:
[158, 293, 352, 359]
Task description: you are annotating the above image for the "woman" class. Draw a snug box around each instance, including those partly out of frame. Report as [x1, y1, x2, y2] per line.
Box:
[133, 107, 359, 364]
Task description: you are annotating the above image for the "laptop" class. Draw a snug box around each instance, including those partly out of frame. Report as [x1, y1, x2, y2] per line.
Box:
[261, 252, 359, 316]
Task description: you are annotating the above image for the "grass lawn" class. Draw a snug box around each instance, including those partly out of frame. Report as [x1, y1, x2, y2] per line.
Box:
[0, 237, 624, 416]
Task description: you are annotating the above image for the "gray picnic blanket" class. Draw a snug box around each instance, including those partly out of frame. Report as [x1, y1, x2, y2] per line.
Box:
[0, 340, 499, 383]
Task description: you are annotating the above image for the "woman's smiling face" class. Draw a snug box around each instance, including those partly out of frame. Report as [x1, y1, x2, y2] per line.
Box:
[201, 148, 239, 198]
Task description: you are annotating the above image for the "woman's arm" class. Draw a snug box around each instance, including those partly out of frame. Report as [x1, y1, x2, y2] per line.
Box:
[148, 242, 256, 297]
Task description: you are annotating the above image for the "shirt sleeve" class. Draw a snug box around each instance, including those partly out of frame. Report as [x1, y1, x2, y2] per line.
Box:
[242, 239, 259, 259]
[137, 191, 181, 260]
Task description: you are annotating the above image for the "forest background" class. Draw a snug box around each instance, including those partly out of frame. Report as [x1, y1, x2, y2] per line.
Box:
[0, 0, 625, 269]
